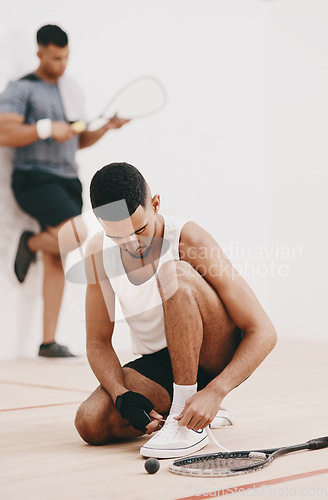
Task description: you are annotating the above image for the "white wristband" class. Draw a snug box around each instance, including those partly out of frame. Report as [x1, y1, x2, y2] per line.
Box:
[36, 119, 52, 140]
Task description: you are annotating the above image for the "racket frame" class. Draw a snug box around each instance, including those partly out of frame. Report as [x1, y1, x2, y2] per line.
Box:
[169, 437, 328, 477]
[88, 75, 167, 127]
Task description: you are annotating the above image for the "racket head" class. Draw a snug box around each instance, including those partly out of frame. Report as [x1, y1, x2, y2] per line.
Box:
[169, 436, 328, 477]
[89, 75, 167, 129]
[169, 451, 270, 477]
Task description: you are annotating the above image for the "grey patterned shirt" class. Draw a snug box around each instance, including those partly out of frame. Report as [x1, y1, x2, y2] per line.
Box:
[0, 73, 80, 178]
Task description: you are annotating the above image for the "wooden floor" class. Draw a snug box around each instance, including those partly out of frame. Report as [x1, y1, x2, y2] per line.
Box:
[1, 340, 327, 500]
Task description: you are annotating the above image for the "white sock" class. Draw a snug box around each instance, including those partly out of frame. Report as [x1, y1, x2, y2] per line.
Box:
[169, 382, 197, 416]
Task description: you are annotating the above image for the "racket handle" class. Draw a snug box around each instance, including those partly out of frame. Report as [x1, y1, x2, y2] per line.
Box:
[306, 437, 328, 450]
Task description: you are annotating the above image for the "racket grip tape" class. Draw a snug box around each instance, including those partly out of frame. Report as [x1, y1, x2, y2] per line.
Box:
[307, 437, 328, 449]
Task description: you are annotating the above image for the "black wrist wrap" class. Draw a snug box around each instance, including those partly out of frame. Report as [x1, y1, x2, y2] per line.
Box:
[115, 391, 155, 433]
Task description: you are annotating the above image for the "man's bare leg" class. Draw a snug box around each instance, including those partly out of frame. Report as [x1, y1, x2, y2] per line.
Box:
[157, 260, 238, 384]
[42, 252, 66, 344]
[75, 261, 238, 445]
[28, 216, 87, 255]
[27, 217, 87, 345]
[75, 367, 172, 445]
[135, 261, 240, 457]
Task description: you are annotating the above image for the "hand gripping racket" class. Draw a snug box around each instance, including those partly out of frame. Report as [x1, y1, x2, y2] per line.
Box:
[169, 436, 328, 477]
[71, 75, 167, 132]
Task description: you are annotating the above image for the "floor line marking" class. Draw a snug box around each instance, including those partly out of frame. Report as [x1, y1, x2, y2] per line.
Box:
[175, 468, 328, 500]
[0, 379, 90, 394]
[0, 401, 83, 412]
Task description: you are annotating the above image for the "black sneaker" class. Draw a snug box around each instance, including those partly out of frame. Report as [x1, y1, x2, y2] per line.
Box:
[39, 342, 77, 358]
[14, 231, 36, 283]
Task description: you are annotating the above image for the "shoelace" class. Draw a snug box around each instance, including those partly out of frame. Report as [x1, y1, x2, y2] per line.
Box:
[151, 416, 180, 442]
[206, 425, 231, 452]
[153, 417, 231, 451]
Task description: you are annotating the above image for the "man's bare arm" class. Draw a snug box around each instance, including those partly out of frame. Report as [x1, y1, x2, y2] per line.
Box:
[180, 221, 277, 398]
[78, 117, 129, 149]
[0, 113, 39, 147]
[85, 232, 128, 402]
[85, 232, 162, 434]
[0, 112, 76, 147]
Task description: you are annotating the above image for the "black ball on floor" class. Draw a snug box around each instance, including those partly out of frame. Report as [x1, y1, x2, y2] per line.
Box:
[145, 458, 160, 474]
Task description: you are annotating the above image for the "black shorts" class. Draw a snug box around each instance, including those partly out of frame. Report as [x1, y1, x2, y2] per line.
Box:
[12, 169, 83, 231]
[124, 328, 245, 399]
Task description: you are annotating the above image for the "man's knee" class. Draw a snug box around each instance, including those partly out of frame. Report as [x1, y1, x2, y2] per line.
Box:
[75, 403, 110, 445]
[74, 402, 132, 445]
[157, 260, 198, 302]
[54, 216, 88, 256]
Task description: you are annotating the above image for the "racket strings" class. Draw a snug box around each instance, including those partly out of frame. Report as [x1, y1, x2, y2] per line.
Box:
[177, 453, 266, 471]
[170, 437, 328, 477]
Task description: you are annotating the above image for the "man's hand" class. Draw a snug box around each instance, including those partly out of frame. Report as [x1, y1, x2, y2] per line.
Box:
[77, 116, 130, 148]
[104, 116, 130, 131]
[145, 409, 163, 435]
[51, 121, 76, 142]
[115, 391, 162, 434]
[174, 387, 222, 431]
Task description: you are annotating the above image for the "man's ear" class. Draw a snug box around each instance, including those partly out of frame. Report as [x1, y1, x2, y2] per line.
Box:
[37, 45, 44, 61]
[152, 194, 160, 213]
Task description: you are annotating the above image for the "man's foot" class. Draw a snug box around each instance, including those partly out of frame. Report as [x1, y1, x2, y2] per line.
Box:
[209, 408, 234, 429]
[39, 342, 76, 358]
[140, 415, 209, 459]
[14, 231, 36, 283]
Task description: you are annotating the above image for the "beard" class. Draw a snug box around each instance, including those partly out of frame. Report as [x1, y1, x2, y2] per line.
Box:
[124, 221, 157, 260]
[125, 244, 153, 259]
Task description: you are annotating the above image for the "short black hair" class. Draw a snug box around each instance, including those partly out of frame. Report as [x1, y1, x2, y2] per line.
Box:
[37, 25, 68, 47]
[90, 162, 149, 221]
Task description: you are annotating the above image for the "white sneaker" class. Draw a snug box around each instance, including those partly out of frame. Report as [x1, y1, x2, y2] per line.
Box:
[209, 408, 234, 429]
[140, 415, 209, 459]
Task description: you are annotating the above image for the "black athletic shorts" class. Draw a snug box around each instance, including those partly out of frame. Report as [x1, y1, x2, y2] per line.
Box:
[12, 169, 83, 231]
[123, 328, 245, 399]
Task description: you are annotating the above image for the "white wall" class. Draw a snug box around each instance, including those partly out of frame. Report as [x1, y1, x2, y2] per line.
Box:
[0, 0, 327, 360]
[264, 3, 328, 340]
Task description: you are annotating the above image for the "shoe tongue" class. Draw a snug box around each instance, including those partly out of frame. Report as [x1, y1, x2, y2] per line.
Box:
[157, 415, 178, 434]
[154, 415, 179, 442]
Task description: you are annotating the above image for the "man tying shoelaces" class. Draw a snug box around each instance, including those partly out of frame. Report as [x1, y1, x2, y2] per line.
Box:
[74, 162, 277, 459]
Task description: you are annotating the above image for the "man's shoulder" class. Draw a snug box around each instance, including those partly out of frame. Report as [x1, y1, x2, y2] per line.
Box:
[180, 221, 204, 244]
[11, 73, 40, 89]
[179, 220, 221, 255]
[3, 73, 38, 95]
[18, 73, 40, 83]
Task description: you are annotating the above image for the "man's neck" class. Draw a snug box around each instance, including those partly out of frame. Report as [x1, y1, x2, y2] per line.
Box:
[34, 67, 58, 84]
[121, 214, 165, 271]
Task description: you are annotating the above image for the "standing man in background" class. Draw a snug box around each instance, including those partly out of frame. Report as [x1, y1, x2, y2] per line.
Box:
[0, 24, 129, 357]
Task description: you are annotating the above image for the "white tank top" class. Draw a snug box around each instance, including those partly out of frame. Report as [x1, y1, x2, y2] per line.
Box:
[102, 214, 189, 355]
